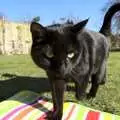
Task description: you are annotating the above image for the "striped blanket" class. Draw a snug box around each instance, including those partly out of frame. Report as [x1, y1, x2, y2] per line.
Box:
[0, 91, 120, 120]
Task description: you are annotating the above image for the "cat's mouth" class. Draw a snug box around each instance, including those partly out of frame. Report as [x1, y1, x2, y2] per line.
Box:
[47, 70, 66, 79]
[55, 73, 64, 79]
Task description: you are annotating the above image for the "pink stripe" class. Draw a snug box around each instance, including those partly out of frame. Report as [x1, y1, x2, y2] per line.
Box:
[37, 108, 53, 120]
[1, 97, 42, 120]
[65, 104, 76, 120]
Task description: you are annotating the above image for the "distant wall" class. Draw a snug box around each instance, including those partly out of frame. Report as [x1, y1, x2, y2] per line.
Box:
[1, 19, 120, 55]
[0, 20, 32, 55]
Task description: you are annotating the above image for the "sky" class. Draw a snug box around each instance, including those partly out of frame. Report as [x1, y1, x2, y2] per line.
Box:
[0, 0, 109, 31]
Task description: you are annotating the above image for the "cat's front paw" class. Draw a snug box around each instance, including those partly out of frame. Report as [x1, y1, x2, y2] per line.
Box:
[75, 92, 87, 100]
[87, 93, 96, 99]
[46, 111, 62, 120]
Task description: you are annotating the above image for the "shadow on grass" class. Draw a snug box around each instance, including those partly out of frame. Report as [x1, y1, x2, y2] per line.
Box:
[0, 73, 75, 102]
[0, 73, 55, 116]
[0, 73, 51, 101]
[0, 73, 76, 116]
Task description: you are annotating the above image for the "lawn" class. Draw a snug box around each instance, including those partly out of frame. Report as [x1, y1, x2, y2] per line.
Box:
[0, 52, 120, 116]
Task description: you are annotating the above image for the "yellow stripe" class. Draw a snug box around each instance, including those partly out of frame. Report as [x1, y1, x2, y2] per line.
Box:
[102, 113, 113, 120]
[63, 103, 71, 112]
[62, 103, 73, 119]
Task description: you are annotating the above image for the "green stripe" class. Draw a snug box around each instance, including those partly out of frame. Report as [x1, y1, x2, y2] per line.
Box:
[75, 105, 88, 120]
[0, 101, 22, 116]
[114, 115, 120, 120]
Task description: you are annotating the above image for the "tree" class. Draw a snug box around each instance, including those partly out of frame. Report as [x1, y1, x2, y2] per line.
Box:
[32, 16, 40, 23]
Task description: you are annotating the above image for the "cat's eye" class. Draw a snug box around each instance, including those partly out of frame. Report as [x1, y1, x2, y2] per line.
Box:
[43, 45, 54, 58]
[67, 52, 75, 59]
[46, 50, 54, 58]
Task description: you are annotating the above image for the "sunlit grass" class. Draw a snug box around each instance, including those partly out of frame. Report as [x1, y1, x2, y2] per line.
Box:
[0, 52, 120, 115]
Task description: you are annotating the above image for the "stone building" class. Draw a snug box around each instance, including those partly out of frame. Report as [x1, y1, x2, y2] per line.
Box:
[0, 20, 32, 55]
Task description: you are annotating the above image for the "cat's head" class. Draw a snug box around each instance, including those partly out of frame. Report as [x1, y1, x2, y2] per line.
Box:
[30, 19, 88, 78]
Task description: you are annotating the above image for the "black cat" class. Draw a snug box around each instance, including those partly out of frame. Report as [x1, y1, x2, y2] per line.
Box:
[30, 3, 120, 120]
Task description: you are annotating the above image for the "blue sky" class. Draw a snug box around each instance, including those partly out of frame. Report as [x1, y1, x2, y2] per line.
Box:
[0, 0, 108, 31]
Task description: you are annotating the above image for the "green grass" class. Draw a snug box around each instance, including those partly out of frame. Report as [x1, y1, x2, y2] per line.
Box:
[0, 53, 120, 115]
[0, 55, 46, 78]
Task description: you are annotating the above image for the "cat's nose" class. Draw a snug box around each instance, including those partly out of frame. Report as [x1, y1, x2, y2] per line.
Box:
[55, 71, 65, 79]
[54, 60, 64, 68]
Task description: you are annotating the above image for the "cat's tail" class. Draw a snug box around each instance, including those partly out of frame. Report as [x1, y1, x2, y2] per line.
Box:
[99, 3, 120, 36]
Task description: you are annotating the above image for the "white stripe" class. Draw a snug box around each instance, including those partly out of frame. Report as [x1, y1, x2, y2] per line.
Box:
[99, 113, 103, 120]
[69, 105, 79, 120]
[112, 115, 116, 120]
[83, 110, 89, 120]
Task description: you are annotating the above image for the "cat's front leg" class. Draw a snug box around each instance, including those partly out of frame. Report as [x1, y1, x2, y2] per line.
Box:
[47, 79, 65, 120]
[75, 75, 89, 100]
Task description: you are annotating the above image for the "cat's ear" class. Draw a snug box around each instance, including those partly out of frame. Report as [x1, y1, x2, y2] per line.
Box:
[30, 22, 47, 40]
[71, 19, 89, 33]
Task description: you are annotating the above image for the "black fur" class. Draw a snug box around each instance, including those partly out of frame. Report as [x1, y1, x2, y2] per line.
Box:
[30, 3, 120, 120]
